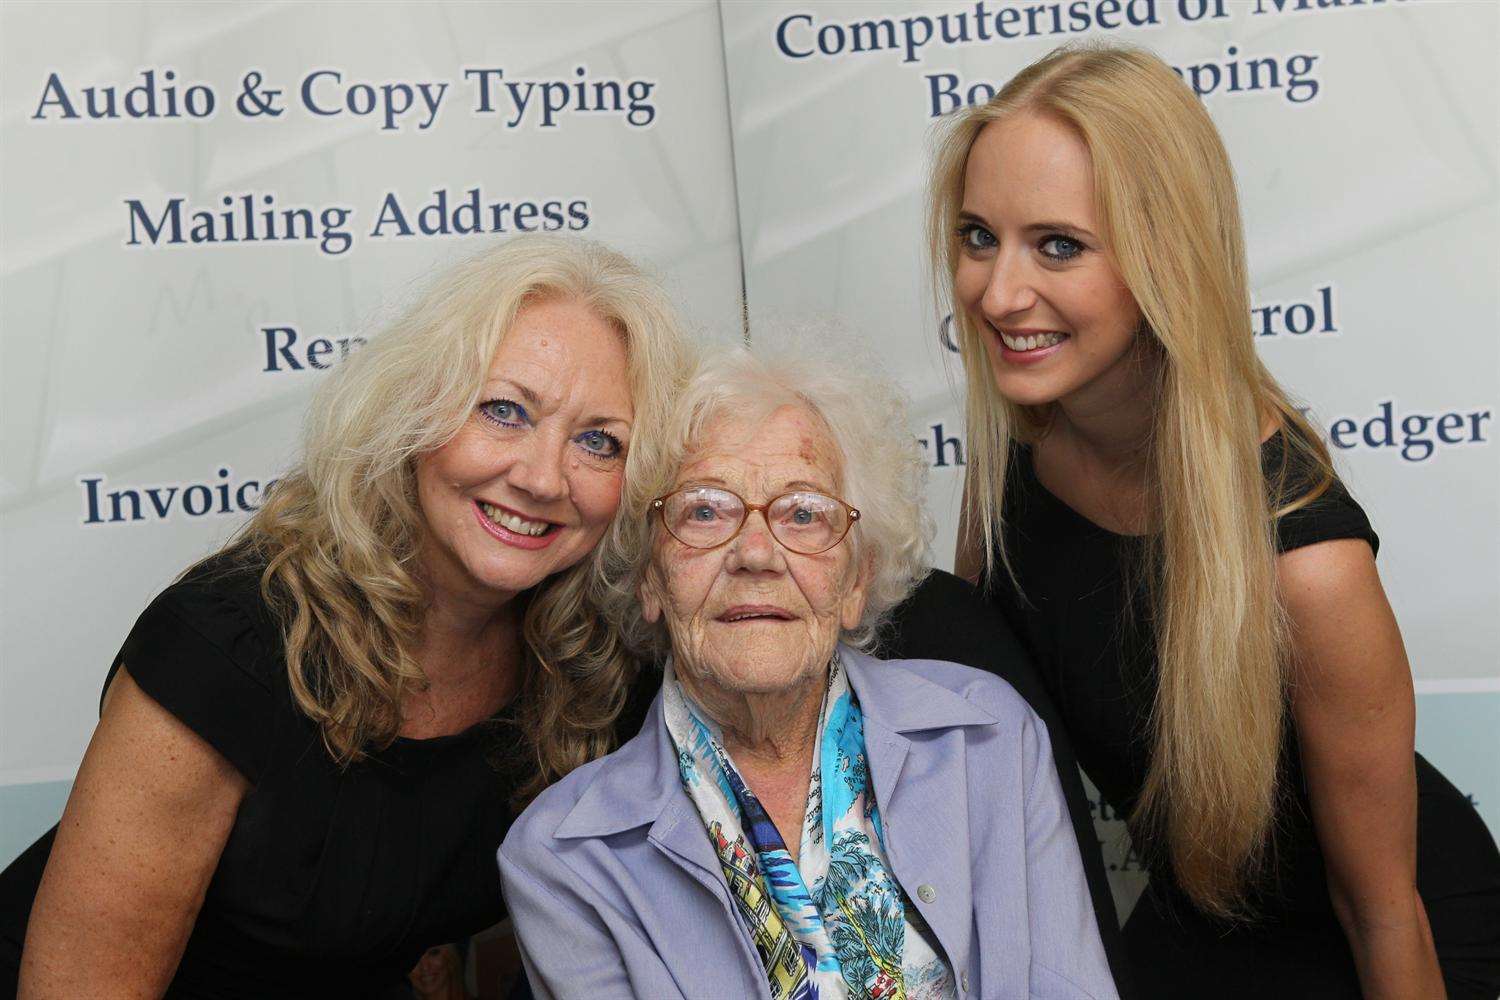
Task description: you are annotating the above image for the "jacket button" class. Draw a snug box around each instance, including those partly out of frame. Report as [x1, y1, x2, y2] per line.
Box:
[917, 884, 937, 903]
[960, 971, 970, 992]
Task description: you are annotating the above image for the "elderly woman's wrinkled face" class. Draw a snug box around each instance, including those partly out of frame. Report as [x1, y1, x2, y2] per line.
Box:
[641, 404, 868, 698]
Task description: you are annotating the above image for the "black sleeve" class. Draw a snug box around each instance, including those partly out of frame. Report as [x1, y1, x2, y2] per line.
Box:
[879, 570, 1139, 1000]
[1265, 433, 1380, 556]
[1275, 477, 1380, 557]
[105, 570, 280, 785]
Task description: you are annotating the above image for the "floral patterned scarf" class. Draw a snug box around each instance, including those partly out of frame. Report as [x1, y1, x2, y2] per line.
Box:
[663, 653, 956, 1000]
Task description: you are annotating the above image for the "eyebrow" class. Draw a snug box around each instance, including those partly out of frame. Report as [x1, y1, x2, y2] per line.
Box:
[675, 477, 835, 495]
[585, 415, 631, 430]
[1023, 220, 1098, 241]
[957, 210, 1098, 242]
[487, 377, 544, 409]
[485, 378, 629, 427]
[781, 479, 832, 494]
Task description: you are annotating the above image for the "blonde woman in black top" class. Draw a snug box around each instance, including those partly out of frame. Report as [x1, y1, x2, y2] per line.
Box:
[927, 44, 1500, 998]
[1, 236, 691, 997]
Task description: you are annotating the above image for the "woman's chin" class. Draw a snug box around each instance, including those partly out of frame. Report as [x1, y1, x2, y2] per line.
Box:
[688, 648, 826, 698]
[989, 369, 1071, 408]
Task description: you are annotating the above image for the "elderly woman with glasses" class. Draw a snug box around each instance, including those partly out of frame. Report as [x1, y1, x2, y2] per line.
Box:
[498, 339, 1119, 1000]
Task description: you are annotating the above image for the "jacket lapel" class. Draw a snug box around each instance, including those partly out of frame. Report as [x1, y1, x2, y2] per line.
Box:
[552, 692, 768, 993]
[844, 645, 993, 981]
[555, 694, 726, 891]
[550, 650, 995, 996]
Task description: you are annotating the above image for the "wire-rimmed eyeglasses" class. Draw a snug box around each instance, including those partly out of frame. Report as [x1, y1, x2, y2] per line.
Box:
[650, 486, 860, 555]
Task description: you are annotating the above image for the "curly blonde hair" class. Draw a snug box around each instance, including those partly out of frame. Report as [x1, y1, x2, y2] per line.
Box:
[216, 236, 691, 803]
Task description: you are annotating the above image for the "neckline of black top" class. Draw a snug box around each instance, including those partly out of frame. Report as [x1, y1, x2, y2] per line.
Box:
[390, 698, 520, 748]
[1014, 430, 1289, 541]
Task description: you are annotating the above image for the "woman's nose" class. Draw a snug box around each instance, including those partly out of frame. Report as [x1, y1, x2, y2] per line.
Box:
[725, 511, 780, 572]
[507, 431, 568, 502]
[980, 249, 1038, 322]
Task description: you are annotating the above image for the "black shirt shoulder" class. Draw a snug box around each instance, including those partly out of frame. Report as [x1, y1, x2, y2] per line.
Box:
[109, 552, 286, 784]
[1263, 431, 1380, 557]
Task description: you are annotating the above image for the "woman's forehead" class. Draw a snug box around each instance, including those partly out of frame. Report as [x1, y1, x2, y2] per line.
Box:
[679, 404, 842, 491]
[964, 114, 1096, 221]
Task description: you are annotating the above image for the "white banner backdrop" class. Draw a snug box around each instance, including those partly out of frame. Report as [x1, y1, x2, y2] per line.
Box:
[0, 0, 745, 864]
[721, 0, 1499, 916]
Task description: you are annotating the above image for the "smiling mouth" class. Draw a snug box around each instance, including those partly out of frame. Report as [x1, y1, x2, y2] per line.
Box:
[999, 330, 1069, 352]
[717, 606, 796, 623]
[477, 500, 557, 538]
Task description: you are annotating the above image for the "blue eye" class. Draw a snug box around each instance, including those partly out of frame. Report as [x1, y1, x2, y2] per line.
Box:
[576, 429, 622, 458]
[1039, 235, 1084, 262]
[480, 399, 527, 427]
[957, 223, 997, 252]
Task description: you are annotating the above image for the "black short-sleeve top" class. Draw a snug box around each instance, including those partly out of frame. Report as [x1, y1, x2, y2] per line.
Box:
[984, 432, 1382, 916]
[2, 555, 521, 998]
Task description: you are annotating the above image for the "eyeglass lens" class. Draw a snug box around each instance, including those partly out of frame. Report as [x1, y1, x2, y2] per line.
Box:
[661, 488, 849, 553]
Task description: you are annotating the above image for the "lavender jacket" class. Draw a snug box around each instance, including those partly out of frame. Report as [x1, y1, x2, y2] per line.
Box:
[498, 645, 1119, 1000]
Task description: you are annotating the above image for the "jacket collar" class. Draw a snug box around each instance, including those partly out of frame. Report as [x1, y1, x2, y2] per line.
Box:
[554, 690, 686, 840]
[552, 644, 996, 842]
[552, 645, 988, 977]
[839, 644, 998, 733]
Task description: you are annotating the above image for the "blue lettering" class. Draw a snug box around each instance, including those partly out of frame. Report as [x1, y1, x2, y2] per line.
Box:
[81, 477, 104, 524]
[1253, 284, 1337, 337]
[1364, 401, 1395, 448]
[124, 198, 182, 246]
[899, 16, 933, 63]
[301, 70, 342, 117]
[305, 338, 334, 369]
[1325, 403, 1491, 463]
[263, 326, 302, 371]
[926, 72, 999, 118]
[143, 486, 178, 518]
[776, 13, 814, 58]
[929, 423, 964, 467]
[182, 485, 212, 516]
[464, 68, 504, 112]
[32, 73, 78, 119]
[369, 193, 413, 237]
[236, 481, 262, 511]
[817, 23, 846, 55]
[927, 74, 961, 117]
[109, 488, 142, 522]
[1436, 413, 1465, 445]
[78, 471, 268, 524]
[1284, 302, 1315, 335]
[1400, 414, 1433, 462]
[567, 199, 590, 230]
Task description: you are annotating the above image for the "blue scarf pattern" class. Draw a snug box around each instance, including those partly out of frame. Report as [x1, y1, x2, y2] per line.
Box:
[664, 653, 956, 999]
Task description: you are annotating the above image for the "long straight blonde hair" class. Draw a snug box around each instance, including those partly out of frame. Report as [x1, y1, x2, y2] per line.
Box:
[217, 236, 690, 804]
[929, 44, 1333, 918]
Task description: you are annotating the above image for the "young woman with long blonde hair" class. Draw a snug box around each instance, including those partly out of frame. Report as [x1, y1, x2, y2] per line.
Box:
[928, 44, 1500, 998]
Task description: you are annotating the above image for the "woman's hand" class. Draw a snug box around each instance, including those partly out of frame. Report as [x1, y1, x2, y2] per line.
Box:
[1281, 539, 1445, 1000]
[18, 666, 248, 998]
